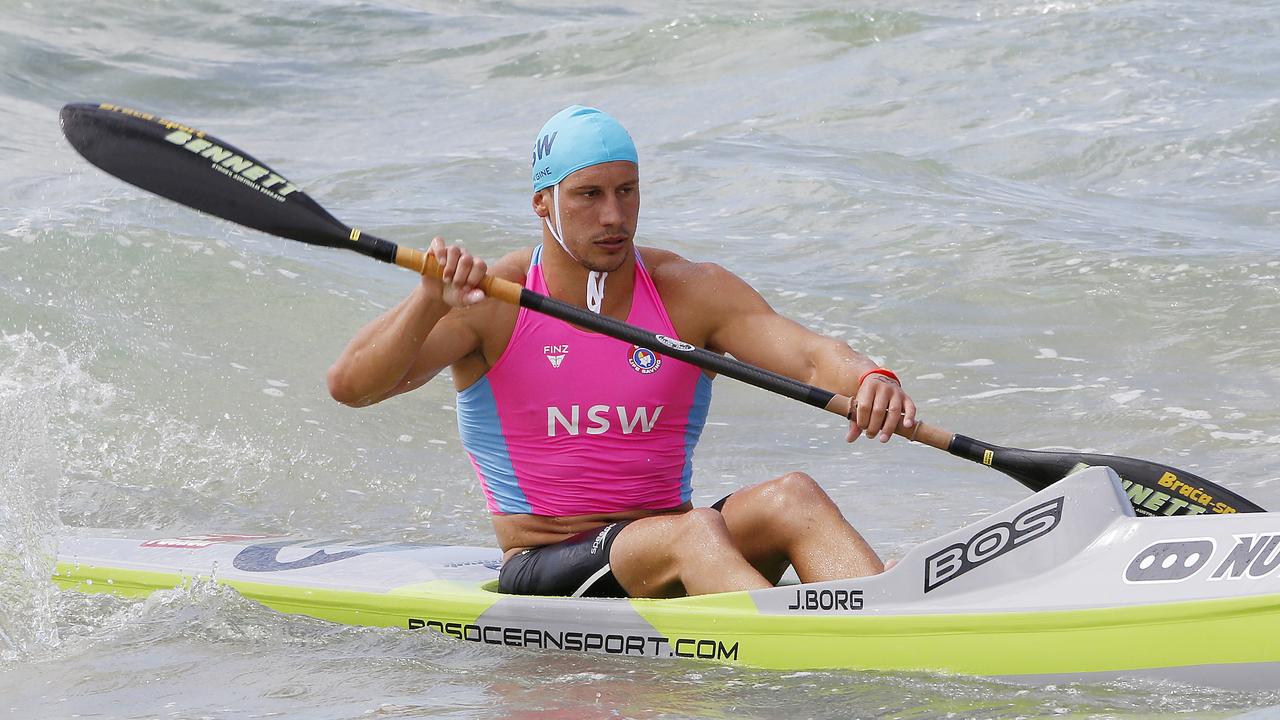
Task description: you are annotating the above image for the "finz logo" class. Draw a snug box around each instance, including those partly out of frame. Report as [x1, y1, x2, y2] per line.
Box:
[629, 346, 661, 374]
[924, 496, 1064, 592]
[654, 335, 695, 353]
[544, 344, 569, 368]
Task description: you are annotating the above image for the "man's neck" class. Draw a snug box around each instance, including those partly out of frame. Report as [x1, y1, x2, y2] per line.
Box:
[538, 237, 637, 316]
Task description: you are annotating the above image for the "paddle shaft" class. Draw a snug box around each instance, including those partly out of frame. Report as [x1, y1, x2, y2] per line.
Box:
[60, 101, 1263, 516]
[396, 239, 1255, 518]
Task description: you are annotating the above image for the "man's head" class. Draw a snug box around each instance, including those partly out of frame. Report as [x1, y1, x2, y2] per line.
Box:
[531, 106, 640, 275]
[531, 105, 637, 192]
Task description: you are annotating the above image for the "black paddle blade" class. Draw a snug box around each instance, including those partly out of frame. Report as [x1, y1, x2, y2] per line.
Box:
[60, 102, 395, 262]
[948, 434, 1264, 516]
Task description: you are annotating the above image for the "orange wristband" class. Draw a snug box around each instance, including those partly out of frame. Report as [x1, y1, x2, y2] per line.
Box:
[858, 368, 900, 387]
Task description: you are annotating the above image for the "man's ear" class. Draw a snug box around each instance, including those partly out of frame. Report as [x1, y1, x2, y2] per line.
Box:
[531, 190, 550, 218]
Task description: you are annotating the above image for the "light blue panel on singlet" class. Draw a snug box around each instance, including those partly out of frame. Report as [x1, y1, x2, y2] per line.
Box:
[456, 377, 532, 514]
[680, 373, 714, 502]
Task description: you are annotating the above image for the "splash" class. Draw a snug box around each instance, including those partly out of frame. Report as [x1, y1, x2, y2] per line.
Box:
[0, 331, 117, 663]
[0, 366, 63, 661]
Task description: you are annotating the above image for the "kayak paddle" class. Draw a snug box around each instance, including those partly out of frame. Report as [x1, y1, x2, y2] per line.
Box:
[58, 101, 1265, 517]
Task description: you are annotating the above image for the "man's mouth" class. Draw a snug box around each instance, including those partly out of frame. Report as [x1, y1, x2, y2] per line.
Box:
[595, 235, 628, 250]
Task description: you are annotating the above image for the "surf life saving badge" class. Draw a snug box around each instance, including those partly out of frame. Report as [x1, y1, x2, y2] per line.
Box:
[628, 345, 661, 374]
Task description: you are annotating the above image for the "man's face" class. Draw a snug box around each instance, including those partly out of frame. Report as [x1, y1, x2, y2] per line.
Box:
[539, 160, 640, 273]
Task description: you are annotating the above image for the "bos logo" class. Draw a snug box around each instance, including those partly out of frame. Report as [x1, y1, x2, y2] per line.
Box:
[924, 497, 1064, 592]
[1124, 539, 1215, 583]
[629, 346, 661, 374]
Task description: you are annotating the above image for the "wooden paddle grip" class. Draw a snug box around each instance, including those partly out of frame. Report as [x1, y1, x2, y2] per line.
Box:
[394, 246, 524, 306]
[825, 392, 954, 450]
[901, 421, 953, 451]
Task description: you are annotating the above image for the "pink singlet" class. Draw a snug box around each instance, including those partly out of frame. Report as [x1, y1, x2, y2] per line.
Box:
[456, 246, 713, 516]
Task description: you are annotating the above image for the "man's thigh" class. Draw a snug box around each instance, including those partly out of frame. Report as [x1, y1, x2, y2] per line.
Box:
[607, 514, 689, 598]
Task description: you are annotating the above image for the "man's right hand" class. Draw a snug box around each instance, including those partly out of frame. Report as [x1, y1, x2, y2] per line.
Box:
[425, 236, 489, 308]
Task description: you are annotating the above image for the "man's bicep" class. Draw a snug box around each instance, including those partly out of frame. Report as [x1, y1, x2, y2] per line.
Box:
[702, 269, 821, 375]
[715, 306, 827, 381]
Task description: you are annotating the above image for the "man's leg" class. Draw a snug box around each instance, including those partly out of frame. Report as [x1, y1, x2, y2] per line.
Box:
[717, 471, 883, 583]
[608, 508, 775, 598]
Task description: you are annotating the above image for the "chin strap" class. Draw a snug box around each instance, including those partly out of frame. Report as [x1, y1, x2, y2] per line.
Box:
[585, 270, 606, 314]
[544, 183, 607, 314]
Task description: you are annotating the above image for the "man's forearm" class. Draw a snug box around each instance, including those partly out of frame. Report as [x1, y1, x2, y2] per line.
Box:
[327, 283, 450, 407]
[805, 338, 879, 396]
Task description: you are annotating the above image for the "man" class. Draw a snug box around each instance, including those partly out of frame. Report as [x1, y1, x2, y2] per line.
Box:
[328, 105, 916, 599]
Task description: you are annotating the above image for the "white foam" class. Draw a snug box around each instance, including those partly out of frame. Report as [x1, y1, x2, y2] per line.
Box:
[1038, 349, 1085, 362]
[1110, 389, 1145, 405]
[1210, 430, 1262, 442]
[963, 384, 1091, 400]
[1164, 406, 1212, 420]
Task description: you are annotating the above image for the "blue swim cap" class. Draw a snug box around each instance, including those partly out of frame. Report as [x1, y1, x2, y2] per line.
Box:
[531, 105, 638, 191]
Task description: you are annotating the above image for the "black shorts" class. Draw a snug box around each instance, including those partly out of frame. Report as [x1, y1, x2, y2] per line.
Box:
[498, 521, 632, 598]
[497, 496, 733, 599]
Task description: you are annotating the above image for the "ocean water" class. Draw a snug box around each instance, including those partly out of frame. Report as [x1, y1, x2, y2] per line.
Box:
[3, 0, 1279, 717]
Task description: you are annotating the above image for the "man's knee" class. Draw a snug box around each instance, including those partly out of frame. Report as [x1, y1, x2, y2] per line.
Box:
[676, 507, 735, 545]
[776, 470, 820, 492]
[767, 471, 834, 509]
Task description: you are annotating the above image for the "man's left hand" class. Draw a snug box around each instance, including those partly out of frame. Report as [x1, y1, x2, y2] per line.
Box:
[847, 372, 916, 443]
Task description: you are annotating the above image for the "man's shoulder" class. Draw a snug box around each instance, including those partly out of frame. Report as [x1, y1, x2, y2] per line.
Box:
[645, 243, 747, 294]
[641, 246, 762, 345]
[641, 246, 737, 287]
[490, 247, 533, 283]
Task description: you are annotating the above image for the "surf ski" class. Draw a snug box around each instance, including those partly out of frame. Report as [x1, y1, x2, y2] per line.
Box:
[51, 467, 1280, 688]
